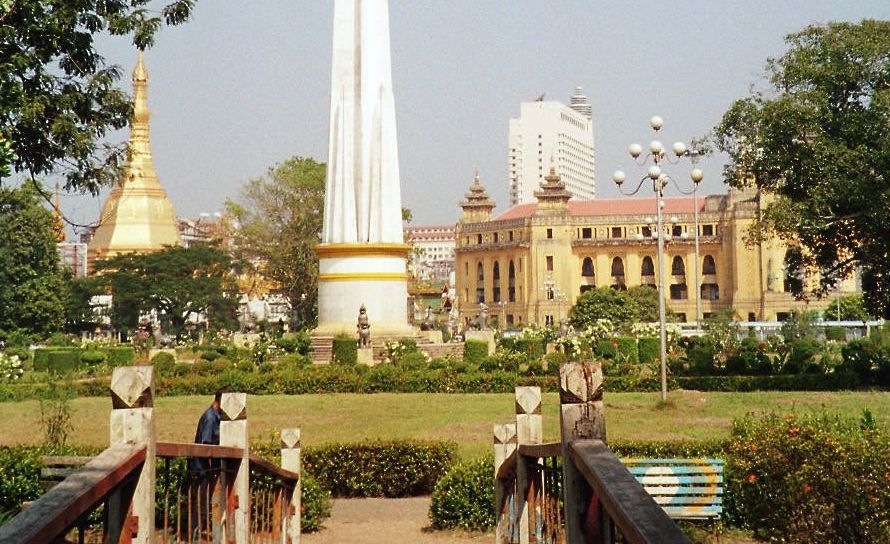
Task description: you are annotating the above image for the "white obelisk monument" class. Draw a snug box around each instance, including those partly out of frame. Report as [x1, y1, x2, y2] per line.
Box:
[315, 0, 411, 336]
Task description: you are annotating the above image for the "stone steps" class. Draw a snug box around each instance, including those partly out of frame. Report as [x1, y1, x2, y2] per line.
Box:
[309, 333, 464, 364]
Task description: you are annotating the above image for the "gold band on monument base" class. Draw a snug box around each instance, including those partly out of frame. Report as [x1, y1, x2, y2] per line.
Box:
[318, 272, 408, 282]
[316, 243, 409, 258]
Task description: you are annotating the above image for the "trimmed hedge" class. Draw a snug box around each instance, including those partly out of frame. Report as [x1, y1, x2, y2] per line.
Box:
[463, 340, 489, 365]
[429, 456, 494, 531]
[32, 346, 136, 373]
[638, 336, 659, 364]
[331, 334, 357, 365]
[675, 373, 861, 392]
[302, 440, 457, 497]
[615, 336, 639, 364]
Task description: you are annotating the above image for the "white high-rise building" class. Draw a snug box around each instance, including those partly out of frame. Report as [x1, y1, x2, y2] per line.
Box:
[508, 87, 595, 205]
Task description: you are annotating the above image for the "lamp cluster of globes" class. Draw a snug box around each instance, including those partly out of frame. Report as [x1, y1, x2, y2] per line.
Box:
[611, 116, 704, 189]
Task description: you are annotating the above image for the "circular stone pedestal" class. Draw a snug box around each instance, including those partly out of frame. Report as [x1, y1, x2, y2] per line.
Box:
[315, 243, 413, 337]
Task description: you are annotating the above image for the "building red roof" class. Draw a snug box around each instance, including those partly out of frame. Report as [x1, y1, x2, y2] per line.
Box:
[494, 196, 707, 221]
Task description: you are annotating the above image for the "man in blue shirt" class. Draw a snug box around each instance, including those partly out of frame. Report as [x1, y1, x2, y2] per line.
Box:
[187, 386, 232, 539]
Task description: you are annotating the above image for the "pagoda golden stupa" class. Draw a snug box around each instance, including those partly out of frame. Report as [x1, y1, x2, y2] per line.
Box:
[87, 52, 180, 270]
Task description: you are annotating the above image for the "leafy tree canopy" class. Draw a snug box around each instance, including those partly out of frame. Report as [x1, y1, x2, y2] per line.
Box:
[713, 20, 890, 317]
[225, 156, 325, 330]
[569, 286, 663, 330]
[0, 183, 68, 340]
[0, 0, 195, 194]
[93, 244, 237, 337]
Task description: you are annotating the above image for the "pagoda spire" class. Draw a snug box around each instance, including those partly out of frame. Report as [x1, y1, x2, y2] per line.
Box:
[87, 51, 180, 270]
[460, 171, 496, 223]
[124, 50, 159, 189]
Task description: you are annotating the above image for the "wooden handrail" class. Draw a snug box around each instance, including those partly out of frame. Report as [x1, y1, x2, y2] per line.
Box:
[568, 439, 691, 544]
[0, 443, 146, 544]
[518, 441, 562, 458]
[156, 441, 245, 459]
[249, 453, 300, 483]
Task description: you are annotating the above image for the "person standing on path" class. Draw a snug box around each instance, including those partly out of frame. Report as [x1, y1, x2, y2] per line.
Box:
[186, 386, 233, 539]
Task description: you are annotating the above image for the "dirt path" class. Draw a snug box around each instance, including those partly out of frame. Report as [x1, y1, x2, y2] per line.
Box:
[302, 497, 489, 543]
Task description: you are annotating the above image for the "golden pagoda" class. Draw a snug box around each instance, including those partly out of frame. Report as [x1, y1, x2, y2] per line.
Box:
[88, 51, 180, 270]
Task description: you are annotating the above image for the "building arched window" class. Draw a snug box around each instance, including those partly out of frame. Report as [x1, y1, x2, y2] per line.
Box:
[641, 256, 655, 277]
[610, 257, 625, 289]
[476, 262, 485, 303]
[671, 256, 686, 276]
[508, 260, 516, 302]
[492, 262, 501, 302]
[702, 255, 716, 275]
[581, 257, 594, 278]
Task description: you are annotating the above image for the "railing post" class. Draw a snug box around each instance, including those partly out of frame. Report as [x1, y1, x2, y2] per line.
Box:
[220, 392, 250, 544]
[493, 422, 517, 543]
[515, 386, 542, 544]
[281, 428, 301, 544]
[559, 361, 605, 544]
[108, 365, 156, 544]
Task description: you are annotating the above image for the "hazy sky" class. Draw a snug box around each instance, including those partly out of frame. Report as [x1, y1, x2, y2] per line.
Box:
[60, 1, 890, 232]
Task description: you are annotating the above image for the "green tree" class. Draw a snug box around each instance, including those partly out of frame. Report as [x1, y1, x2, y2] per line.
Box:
[823, 294, 873, 322]
[0, 183, 69, 340]
[94, 244, 236, 338]
[569, 286, 661, 330]
[226, 156, 325, 330]
[0, 0, 195, 194]
[713, 20, 890, 317]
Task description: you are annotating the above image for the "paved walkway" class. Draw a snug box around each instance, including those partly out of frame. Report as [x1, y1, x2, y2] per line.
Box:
[302, 497, 489, 543]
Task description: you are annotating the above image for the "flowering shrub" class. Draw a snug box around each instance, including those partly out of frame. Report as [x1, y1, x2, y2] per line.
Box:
[726, 412, 890, 542]
[0, 352, 23, 383]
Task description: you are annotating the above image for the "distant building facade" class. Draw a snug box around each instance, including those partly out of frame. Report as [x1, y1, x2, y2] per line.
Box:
[508, 87, 595, 205]
[456, 170, 858, 329]
[404, 224, 456, 283]
[57, 242, 89, 279]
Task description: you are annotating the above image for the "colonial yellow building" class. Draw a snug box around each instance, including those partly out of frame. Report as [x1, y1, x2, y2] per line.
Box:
[455, 168, 857, 329]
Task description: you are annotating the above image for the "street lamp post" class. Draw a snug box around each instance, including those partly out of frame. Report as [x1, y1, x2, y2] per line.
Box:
[612, 116, 704, 402]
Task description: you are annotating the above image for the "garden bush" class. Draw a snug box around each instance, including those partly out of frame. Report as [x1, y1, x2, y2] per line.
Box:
[331, 333, 357, 365]
[105, 347, 135, 367]
[429, 456, 494, 531]
[79, 350, 106, 365]
[825, 326, 847, 342]
[300, 473, 332, 532]
[479, 350, 523, 373]
[726, 412, 890, 542]
[463, 340, 489, 365]
[0, 446, 43, 514]
[783, 338, 822, 374]
[614, 336, 639, 364]
[303, 440, 456, 497]
[637, 336, 659, 364]
[150, 351, 176, 377]
[274, 331, 312, 355]
[593, 339, 617, 359]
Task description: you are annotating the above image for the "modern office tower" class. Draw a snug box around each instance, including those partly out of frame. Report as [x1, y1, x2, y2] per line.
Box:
[508, 87, 595, 205]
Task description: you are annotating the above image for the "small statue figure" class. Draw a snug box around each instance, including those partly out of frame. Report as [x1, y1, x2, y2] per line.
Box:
[357, 305, 371, 347]
[558, 317, 570, 338]
[421, 306, 436, 331]
[469, 303, 489, 331]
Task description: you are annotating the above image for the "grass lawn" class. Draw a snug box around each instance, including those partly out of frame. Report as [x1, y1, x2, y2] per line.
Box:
[1, 390, 886, 459]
